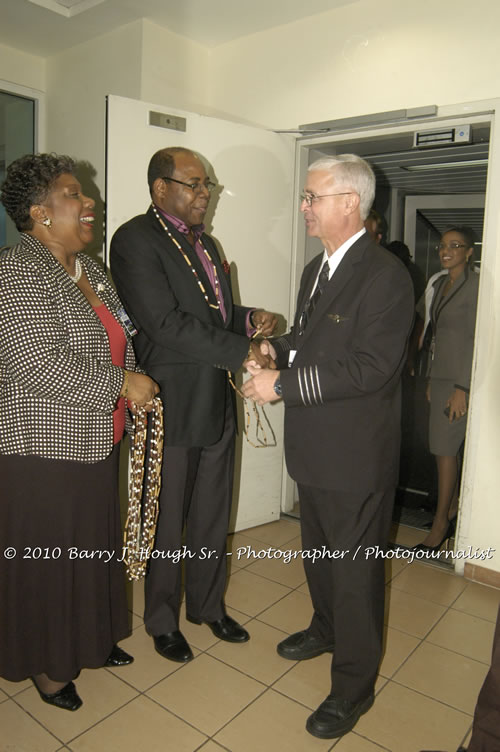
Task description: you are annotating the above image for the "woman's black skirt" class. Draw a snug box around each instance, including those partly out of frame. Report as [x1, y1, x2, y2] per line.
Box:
[0, 444, 129, 682]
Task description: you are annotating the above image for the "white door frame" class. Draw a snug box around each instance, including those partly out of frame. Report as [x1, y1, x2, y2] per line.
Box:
[282, 100, 500, 577]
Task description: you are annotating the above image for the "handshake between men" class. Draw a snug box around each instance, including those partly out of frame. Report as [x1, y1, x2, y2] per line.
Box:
[243, 340, 281, 405]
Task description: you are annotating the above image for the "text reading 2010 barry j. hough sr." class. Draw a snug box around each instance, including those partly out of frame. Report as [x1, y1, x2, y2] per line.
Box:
[2, 544, 495, 565]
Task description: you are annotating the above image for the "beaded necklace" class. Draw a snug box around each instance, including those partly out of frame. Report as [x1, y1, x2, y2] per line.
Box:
[152, 204, 275, 449]
[152, 203, 222, 312]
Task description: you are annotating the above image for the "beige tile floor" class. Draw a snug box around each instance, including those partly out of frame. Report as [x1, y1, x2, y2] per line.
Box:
[1, 518, 499, 752]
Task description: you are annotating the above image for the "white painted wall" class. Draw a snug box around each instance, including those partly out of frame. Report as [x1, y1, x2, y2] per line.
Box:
[209, 0, 500, 129]
[0, 43, 45, 93]
[140, 20, 209, 114]
[45, 20, 144, 189]
[37, 20, 210, 194]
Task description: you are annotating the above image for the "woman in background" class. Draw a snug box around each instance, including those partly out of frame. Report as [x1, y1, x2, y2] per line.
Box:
[416, 226, 479, 552]
[0, 154, 158, 710]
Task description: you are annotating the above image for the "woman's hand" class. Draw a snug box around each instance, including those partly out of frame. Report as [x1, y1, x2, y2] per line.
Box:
[122, 371, 159, 412]
[446, 388, 468, 423]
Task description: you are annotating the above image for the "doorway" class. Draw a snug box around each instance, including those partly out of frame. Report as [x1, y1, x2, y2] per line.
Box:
[284, 110, 491, 569]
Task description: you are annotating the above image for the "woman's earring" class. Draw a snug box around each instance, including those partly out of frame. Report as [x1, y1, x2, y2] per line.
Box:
[43, 217, 52, 227]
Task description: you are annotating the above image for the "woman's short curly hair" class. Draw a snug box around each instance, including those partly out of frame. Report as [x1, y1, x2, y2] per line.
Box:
[0, 153, 75, 231]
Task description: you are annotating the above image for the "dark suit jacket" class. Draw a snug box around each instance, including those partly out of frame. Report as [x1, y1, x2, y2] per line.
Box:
[273, 233, 414, 495]
[110, 206, 251, 446]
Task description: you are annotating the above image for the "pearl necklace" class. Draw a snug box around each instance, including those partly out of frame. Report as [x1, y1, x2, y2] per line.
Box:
[68, 256, 82, 283]
[152, 204, 221, 311]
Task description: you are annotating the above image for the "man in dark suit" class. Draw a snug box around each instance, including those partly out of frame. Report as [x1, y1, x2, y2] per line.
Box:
[110, 147, 276, 663]
[243, 155, 414, 739]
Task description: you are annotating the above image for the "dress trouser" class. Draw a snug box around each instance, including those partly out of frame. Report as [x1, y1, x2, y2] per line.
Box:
[298, 483, 395, 703]
[144, 401, 235, 636]
[467, 604, 500, 752]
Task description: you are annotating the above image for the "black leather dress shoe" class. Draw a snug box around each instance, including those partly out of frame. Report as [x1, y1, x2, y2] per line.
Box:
[187, 614, 250, 643]
[277, 630, 335, 660]
[154, 631, 193, 663]
[306, 692, 374, 738]
[105, 644, 134, 667]
[31, 679, 82, 711]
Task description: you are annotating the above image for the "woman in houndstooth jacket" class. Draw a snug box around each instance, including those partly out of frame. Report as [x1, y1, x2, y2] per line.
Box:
[0, 154, 158, 711]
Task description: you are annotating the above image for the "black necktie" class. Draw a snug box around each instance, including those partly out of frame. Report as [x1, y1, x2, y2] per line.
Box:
[299, 260, 330, 335]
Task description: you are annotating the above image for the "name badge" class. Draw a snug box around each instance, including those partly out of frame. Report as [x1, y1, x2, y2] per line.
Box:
[116, 306, 138, 337]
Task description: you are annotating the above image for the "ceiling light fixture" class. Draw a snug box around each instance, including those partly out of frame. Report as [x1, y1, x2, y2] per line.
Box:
[403, 159, 488, 172]
[27, 0, 107, 17]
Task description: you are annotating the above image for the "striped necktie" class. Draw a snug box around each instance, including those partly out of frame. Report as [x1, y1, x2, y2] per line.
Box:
[299, 259, 330, 335]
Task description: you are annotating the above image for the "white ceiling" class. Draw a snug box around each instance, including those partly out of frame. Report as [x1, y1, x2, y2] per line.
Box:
[0, 0, 357, 57]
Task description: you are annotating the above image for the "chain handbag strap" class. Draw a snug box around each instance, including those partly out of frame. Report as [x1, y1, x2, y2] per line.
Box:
[227, 327, 277, 449]
[123, 397, 164, 581]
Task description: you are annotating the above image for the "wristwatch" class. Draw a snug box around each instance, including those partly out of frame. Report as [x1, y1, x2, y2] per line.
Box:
[273, 376, 282, 398]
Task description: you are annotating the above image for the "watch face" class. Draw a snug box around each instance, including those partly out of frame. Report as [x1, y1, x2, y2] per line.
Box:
[273, 378, 282, 397]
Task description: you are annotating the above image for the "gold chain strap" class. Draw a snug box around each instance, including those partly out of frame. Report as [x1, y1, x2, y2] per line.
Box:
[228, 373, 277, 448]
[228, 328, 276, 448]
[123, 397, 164, 580]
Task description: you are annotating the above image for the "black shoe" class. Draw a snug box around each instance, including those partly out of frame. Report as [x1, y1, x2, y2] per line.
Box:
[186, 614, 249, 643]
[277, 630, 334, 661]
[105, 644, 134, 667]
[153, 631, 193, 663]
[31, 679, 82, 711]
[306, 692, 374, 738]
[411, 521, 456, 555]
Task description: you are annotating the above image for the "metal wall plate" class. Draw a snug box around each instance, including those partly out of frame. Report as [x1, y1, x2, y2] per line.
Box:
[149, 111, 187, 132]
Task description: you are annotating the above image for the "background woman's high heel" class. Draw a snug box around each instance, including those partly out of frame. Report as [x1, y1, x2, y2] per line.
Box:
[412, 520, 456, 554]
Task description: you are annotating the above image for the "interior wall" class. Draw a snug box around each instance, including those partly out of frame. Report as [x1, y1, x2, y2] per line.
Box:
[0, 43, 45, 93]
[42, 20, 211, 197]
[208, 0, 500, 129]
[45, 20, 144, 193]
[140, 20, 210, 114]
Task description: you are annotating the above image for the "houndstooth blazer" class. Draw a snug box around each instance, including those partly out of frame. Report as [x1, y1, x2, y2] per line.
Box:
[0, 233, 136, 463]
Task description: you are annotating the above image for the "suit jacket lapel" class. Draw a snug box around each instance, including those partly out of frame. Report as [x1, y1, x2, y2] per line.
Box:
[431, 268, 468, 326]
[148, 208, 225, 322]
[202, 233, 234, 326]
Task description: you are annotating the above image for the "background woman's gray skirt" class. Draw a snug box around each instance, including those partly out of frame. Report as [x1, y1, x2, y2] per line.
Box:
[429, 378, 467, 456]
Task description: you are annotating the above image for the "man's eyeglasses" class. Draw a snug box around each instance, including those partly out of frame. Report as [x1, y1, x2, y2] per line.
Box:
[436, 243, 468, 252]
[300, 191, 353, 207]
[162, 176, 217, 193]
